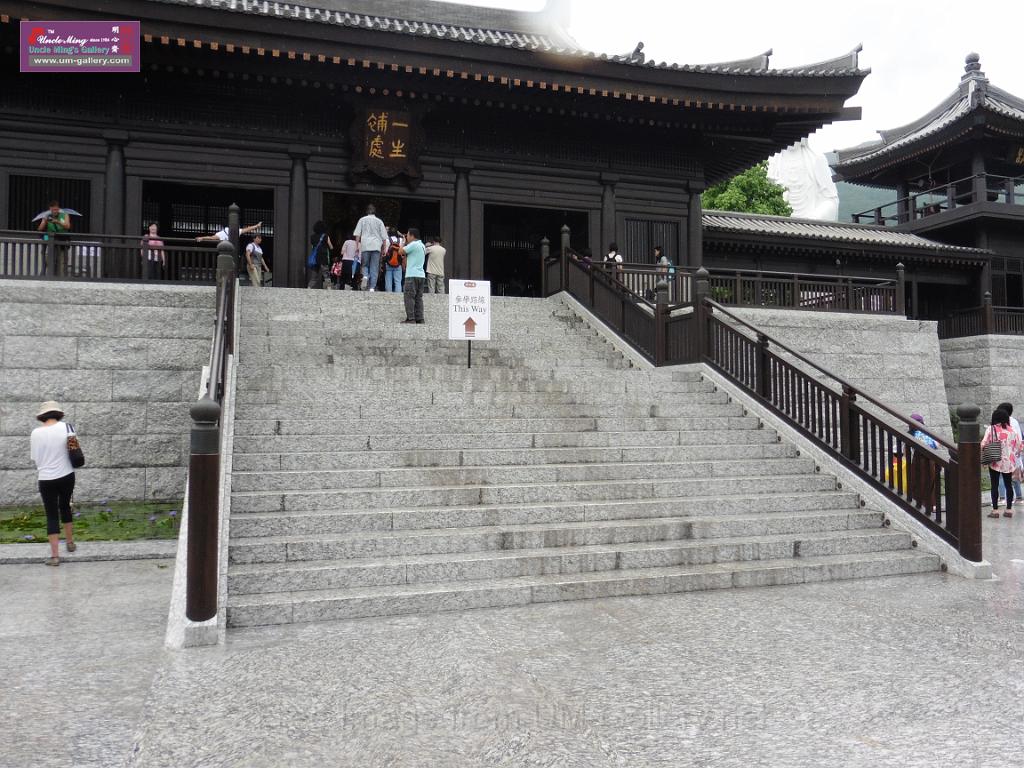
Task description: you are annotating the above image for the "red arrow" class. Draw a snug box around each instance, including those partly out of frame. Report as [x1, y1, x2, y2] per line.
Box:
[463, 317, 476, 337]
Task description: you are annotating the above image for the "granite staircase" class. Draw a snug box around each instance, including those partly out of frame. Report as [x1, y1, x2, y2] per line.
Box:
[226, 289, 939, 627]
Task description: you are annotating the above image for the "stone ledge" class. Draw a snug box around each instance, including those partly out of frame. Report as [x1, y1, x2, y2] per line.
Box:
[0, 539, 176, 565]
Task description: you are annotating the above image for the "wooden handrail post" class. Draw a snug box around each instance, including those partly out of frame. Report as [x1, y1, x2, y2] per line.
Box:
[560, 224, 570, 291]
[654, 279, 668, 366]
[756, 332, 770, 399]
[896, 263, 906, 316]
[955, 403, 983, 561]
[755, 272, 763, 306]
[186, 396, 222, 622]
[695, 267, 710, 361]
[846, 278, 854, 311]
[982, 291, 994, 334]
[1006, 178, 1015, 206]
[839, 385, 859, 460]
[540, 236, 550, 296]
[228, 203, 240, 253]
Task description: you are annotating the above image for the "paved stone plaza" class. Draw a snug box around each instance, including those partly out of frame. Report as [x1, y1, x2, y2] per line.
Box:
[0, 516, 1020, 768]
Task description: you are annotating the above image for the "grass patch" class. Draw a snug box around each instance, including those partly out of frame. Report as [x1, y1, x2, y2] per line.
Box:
[0, 500, 182, 544]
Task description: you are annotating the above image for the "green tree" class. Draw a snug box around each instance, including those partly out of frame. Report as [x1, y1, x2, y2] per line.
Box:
[702, 161, 792, 216]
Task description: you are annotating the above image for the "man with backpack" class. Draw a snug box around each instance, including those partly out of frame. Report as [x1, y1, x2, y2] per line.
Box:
[353, 204, 388, 292]
[383, 228, 404, 292]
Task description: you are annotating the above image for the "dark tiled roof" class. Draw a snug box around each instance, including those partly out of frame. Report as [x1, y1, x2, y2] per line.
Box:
[834, 55, 1024, 168]
[703, 210, 989, 255]
[147, 0, 867, 77]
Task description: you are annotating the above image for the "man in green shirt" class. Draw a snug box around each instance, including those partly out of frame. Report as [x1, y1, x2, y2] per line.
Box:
[36, 200, 71, 276]
[399, 228, 426, 324]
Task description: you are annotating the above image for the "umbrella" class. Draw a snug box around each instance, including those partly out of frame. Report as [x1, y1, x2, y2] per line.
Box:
[32, 208, 83, 222]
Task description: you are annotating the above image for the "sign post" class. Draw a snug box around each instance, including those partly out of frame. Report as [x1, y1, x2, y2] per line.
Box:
[448, 280, 491, 368]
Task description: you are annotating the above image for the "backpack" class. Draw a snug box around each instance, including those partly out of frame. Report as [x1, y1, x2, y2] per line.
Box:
[307, 234, 325, 269]
[385, 239, 402, 268]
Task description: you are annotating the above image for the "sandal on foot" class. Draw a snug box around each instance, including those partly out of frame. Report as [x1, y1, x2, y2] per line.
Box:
[988, 511, 1001, 518]
[65, 541, 76, 552]
[44, 557, 60, 566]
[1004, 510, 1014, 518]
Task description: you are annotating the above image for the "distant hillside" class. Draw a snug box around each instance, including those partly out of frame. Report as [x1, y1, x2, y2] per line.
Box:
[836, 181, 894, 224]
[824, 152, 893, 224]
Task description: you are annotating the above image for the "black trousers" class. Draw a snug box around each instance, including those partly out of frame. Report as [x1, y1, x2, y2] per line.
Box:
[404, 277, 425, 321]
[39, 472, 75, 535]
[989, 469, 1015, 509]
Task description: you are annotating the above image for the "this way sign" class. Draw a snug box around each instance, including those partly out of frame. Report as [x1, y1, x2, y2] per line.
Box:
[448, 280, 491, 341]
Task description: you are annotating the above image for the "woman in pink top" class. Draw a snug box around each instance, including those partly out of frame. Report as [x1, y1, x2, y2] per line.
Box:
[339, 234, 361, 290]
[142, 223, 164, 280]
[982, 407, 1023, 518]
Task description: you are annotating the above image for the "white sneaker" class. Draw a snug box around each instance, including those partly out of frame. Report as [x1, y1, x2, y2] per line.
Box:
[369, 288, 375, 292]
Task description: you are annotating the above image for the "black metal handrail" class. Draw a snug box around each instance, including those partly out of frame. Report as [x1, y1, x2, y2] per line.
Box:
[701, 294, 981, 559]
[185, 205, 240, 623]
[553, 244, 983, 561]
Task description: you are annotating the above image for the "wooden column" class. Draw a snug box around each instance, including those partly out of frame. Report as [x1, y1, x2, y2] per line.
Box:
[453, 159, 472, 278]
[288, 147, 309, 288]
[103, 131, 128, 235]
[972, 150, 987, 205]
[600, 173, 618, 252]
[686, 183, 704, 268]
[896, 181, 910, 224]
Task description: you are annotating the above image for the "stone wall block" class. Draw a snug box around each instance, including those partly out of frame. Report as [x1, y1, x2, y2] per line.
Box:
[35, 370, 114, 402]
[148, 338, 211, 370]
[77, 338, 152, 370]
[112, 371, 183, 402]
[2, 336, 78, 369]
[110, 435, 185, 467]
[145, 466, 187, 500]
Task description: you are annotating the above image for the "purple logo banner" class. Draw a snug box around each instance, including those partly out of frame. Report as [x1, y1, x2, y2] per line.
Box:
[21, 20, 140, 73]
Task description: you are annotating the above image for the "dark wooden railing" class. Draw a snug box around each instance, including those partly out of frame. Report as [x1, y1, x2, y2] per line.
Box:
[852, 173, 1024, 226]
[554, 252, 984, 561]
[937, 292, 1024, 339]
[703, 266, 902, 314]
[185, 206, 240, 623]
[578, 260, 903, 315]
[0, 228, 222, 282]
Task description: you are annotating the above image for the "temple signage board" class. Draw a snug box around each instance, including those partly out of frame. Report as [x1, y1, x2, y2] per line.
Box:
[449, 280, 491, 341]
[350, 107, 422, 182]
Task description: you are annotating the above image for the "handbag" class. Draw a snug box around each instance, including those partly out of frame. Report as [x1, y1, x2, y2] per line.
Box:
[66, 422, 85, 469]
[981, 427, 1002, 465]
[307, 234, 325, 270]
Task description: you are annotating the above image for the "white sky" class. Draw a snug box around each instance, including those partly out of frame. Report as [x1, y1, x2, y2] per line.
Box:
[449, 0, 1024, 156]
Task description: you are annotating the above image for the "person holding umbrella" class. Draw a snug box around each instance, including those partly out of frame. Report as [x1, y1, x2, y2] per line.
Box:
[34, 200, 75, 277]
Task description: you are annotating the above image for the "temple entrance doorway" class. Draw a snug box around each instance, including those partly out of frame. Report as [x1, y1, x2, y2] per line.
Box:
[322, 192, 441, 290]
[483, 205, 589, 297]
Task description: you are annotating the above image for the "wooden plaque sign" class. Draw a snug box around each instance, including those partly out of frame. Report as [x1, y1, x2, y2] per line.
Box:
[351, 107, 422, 182]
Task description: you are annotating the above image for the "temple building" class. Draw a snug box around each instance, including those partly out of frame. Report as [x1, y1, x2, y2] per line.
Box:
[2, 0, 871, 290]
[833, 53, 1024, 315]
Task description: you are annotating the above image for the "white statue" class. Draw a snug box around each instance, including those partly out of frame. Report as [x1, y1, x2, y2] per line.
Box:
[767, 139, 840, 220]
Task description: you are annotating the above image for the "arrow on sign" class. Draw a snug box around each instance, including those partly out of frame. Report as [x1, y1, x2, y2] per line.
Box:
[463, 317, 476, 337]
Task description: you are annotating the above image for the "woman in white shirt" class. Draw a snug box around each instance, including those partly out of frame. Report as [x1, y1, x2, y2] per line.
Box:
[29, 401, 77, 566]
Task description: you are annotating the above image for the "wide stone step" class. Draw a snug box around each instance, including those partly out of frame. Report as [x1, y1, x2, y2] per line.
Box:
[231, 442, 799, 472]
[231, 428, 780, 454]
[232, 415, 763, 436]
[229, 512, 888, 565]
[227, 528, 911, 594]
[230, 473, 838, 513]
[225, 550, 941, 627]
[230, 456, 818, 493]
[228, 491, 867, 538]
[233, 400, 741, 424]
[231, 394, 734, 422]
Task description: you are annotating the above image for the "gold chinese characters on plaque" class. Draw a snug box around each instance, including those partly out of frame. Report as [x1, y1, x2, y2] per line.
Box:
[351, 107, 421, 182]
